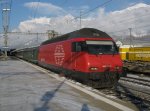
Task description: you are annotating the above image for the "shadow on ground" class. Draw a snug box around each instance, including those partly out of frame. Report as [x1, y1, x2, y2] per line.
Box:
[81, 104, 91, 111]
[34, 80, 65, 111]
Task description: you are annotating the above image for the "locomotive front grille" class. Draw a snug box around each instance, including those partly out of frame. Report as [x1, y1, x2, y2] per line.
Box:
[88, 71, 118, 80]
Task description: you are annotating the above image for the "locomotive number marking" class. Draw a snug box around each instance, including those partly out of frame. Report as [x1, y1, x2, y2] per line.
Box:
[54, 45, 65, 65]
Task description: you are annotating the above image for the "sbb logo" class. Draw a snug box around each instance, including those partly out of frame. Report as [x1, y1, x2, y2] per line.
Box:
[54, 45, 65, 65]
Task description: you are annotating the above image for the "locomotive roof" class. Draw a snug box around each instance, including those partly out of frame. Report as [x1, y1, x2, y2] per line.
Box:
[41, 28, 111, 45]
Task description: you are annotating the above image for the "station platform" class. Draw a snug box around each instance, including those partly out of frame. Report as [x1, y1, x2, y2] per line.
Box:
[0, 57, 138, 111]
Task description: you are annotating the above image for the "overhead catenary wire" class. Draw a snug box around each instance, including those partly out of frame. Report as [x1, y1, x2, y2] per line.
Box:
[28, 0, 40, 32]
[67, 0, 114, 29]
[30, 0, 39, 19]
[76, 1, 150, 35]
[4, 18, 150, 35]
[97, 12, 150, 29]
[59, 0, 68, 7]
[72, 0, 113, 21]
[33, 0, 40, 19]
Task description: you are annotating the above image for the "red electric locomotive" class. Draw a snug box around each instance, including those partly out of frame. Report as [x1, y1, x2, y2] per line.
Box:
[38, 28, 123, 88]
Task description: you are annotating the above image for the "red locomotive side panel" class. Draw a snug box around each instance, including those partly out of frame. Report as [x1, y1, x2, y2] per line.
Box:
[38, 38, 88, 71]
[38, 40, 70, 68]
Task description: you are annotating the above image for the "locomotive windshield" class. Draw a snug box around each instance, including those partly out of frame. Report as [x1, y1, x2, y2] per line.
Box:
[72, 40, 118, 54]
[86, 40, 118, 55]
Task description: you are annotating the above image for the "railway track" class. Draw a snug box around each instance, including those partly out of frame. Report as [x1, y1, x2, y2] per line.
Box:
[123, 61, 150, 74]
[69, 77, 150, 111]
[116, 75, 150, 110]
[82, 74, 150, 111]
[96, 85, 150, 111]
[120, 76, 150, 87]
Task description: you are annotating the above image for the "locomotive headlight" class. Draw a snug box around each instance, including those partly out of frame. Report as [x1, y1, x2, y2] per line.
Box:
[89, 67, 98, 71]
[115, 66, 122, 70]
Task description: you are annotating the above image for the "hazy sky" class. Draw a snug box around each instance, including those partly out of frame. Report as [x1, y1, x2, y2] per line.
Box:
[0, 0, 150, 48]
[0, 0, 149, 33]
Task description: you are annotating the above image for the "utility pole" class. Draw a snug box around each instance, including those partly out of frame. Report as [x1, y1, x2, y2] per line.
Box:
[129, 28, 132, 47]
[36, 33, 38, 43]
[2, 2, 11, 59]
[80, 10, 82, 29]
[47, 30, 56, 39]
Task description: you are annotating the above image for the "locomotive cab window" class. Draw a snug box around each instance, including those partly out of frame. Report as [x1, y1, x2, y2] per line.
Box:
[72, 41, 87, 52]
